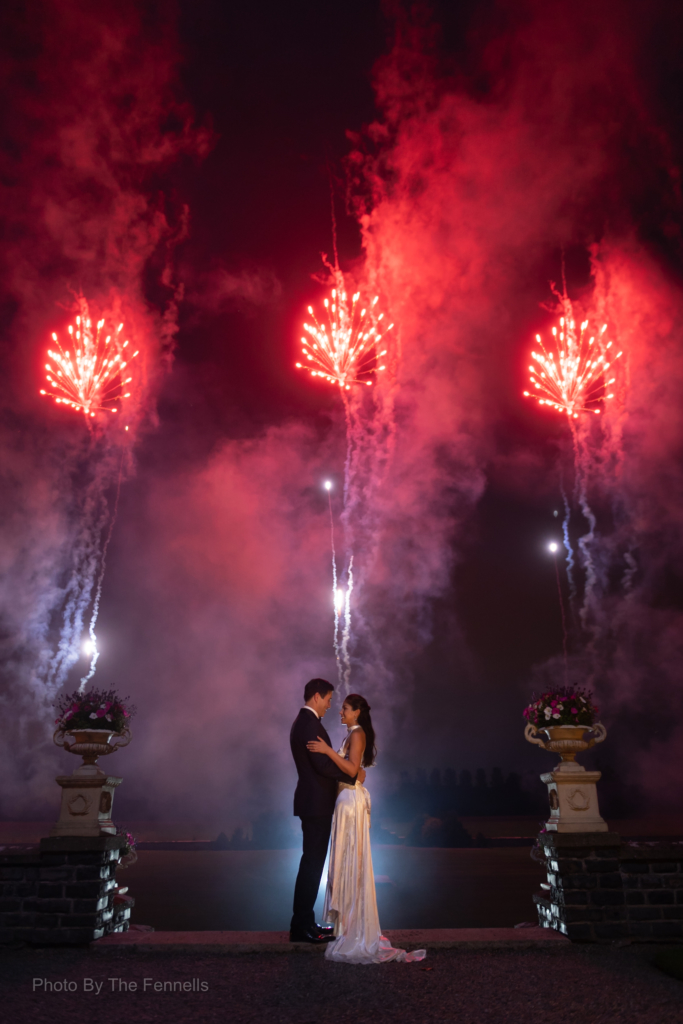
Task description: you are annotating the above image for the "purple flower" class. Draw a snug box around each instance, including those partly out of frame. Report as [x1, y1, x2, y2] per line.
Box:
[571, 708, 578, 714]
[96, 708, 106, 718]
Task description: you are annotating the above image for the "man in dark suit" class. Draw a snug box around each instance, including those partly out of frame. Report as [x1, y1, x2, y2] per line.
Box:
[289, 677, 365, 943]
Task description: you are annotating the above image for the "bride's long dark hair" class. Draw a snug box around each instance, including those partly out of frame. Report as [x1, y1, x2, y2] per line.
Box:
[345, 693, 377, 768]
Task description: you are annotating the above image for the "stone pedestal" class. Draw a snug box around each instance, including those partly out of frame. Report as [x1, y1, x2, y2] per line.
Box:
[541, 762, 607, 833]
[50, 764, 122, 838]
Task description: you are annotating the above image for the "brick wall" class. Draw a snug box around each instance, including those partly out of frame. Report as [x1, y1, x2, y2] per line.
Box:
[0, 835, 133, 945]
[534, 832, 683, 942]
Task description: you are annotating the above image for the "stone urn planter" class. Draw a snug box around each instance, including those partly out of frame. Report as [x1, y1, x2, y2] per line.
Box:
[51, 688, 136, 838]
[524, 722, 606, 767]
[54, 726, 131, 768]
[51, 725, 132, 838]
[524, 719, 608, 833]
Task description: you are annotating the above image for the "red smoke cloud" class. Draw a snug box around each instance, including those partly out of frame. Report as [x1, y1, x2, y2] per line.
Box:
[343, 1, 683, 793]
[106, 422, 344, 822]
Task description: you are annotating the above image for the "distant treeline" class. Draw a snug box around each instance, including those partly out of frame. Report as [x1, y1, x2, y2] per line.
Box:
[381, 767, 543, 821]
[215, 767, 543, 850]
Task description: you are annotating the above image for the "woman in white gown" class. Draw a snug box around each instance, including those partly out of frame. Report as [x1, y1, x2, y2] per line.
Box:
[307, 694, 426, 965]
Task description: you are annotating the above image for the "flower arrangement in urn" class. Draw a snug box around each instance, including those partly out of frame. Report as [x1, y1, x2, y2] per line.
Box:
[55, 688, 136, 733]
[524, 686, 605, 768]
[523, 687, 599, 729]
[53, 688, 136, 771]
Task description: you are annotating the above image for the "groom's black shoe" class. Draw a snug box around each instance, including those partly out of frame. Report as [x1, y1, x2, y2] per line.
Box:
[289, 926, 335, 944]
[315, 923, 334, 934]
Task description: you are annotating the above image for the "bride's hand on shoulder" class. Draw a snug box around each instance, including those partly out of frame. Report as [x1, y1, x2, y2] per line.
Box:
[307, 736, 331, 755]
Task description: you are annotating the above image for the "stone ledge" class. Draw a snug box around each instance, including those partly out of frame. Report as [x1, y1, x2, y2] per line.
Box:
[91, 927, 570, 954]
[620, 845, 683, 861]
[541, 832, 622, 850]
[40, 836, 127, 853]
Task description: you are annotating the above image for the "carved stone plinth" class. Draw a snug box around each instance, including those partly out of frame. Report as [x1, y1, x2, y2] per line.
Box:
[541, 763, 607, 833]
[51, 726, 131, 837]
[50, 764, 122, 837]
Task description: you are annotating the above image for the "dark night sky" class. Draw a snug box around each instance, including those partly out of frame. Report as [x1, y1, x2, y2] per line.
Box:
[2, 0, 683, 823]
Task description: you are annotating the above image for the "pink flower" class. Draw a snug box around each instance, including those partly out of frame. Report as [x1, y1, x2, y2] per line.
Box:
[96, 708, 106, 717]
[571, 708, 578, 714]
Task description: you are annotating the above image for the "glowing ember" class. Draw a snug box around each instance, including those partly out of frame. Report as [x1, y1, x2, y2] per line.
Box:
[523, 316, 622, 418]
[296, 285, 392, 390]
[40, 296, 138, 417]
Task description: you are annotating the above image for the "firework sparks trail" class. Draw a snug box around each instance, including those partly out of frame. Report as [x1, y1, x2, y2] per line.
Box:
[296, 269, 393, 390]
[45, 457, 113, 694]
[561, 482, 577, 606]
[549, 543, 569, 684]
[338, 354, 399, 693]
[525, 291, 624, 636]
[325, 481, 342, 683]
[340, 556, 354, 693]
[570, 408, 604, 633]
[79, 451, 124, 691]
[301, 262, 398, 692]
[43, 295, 140, 694]
[40, 295, 138, 418]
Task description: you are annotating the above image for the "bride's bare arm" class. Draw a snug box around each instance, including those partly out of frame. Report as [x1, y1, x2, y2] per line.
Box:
[307, 730, 365, 777]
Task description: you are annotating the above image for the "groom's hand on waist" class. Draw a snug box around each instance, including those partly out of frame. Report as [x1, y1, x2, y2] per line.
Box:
[357, 768, 366, 785]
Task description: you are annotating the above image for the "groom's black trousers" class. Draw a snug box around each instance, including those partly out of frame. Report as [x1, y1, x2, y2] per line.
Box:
[291, 815, 332, 932]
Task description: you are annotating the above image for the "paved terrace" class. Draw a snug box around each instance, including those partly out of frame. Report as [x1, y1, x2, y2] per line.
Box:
[1, 927, 682, 1024]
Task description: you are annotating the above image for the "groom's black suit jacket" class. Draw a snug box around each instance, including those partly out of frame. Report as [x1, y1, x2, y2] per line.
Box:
[290, 708, 356, 817]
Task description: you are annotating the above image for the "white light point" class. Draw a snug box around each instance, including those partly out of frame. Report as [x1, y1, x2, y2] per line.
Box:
[335, 589, 345, 613]
[82, 640, 96, 657]
[324, 481, 332, 491]
[548, 542, 559, 553]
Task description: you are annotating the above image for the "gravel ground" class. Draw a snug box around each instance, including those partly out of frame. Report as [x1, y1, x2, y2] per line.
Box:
[1, 944, 682, 1024]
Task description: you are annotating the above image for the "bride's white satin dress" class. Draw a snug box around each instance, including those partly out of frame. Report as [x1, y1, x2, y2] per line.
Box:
[323, 727, 426, 964]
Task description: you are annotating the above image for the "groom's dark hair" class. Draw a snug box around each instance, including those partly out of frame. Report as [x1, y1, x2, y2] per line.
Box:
[304, 678, 334, 702]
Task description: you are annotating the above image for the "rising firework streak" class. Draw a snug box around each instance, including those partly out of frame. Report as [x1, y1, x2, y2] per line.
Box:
[296, 288, 392, 389]
[40, 298, 138, 417]
[524, 316, 621, 417]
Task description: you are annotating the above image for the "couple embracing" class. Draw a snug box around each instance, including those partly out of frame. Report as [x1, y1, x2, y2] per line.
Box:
[289, 677, 426, 964]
